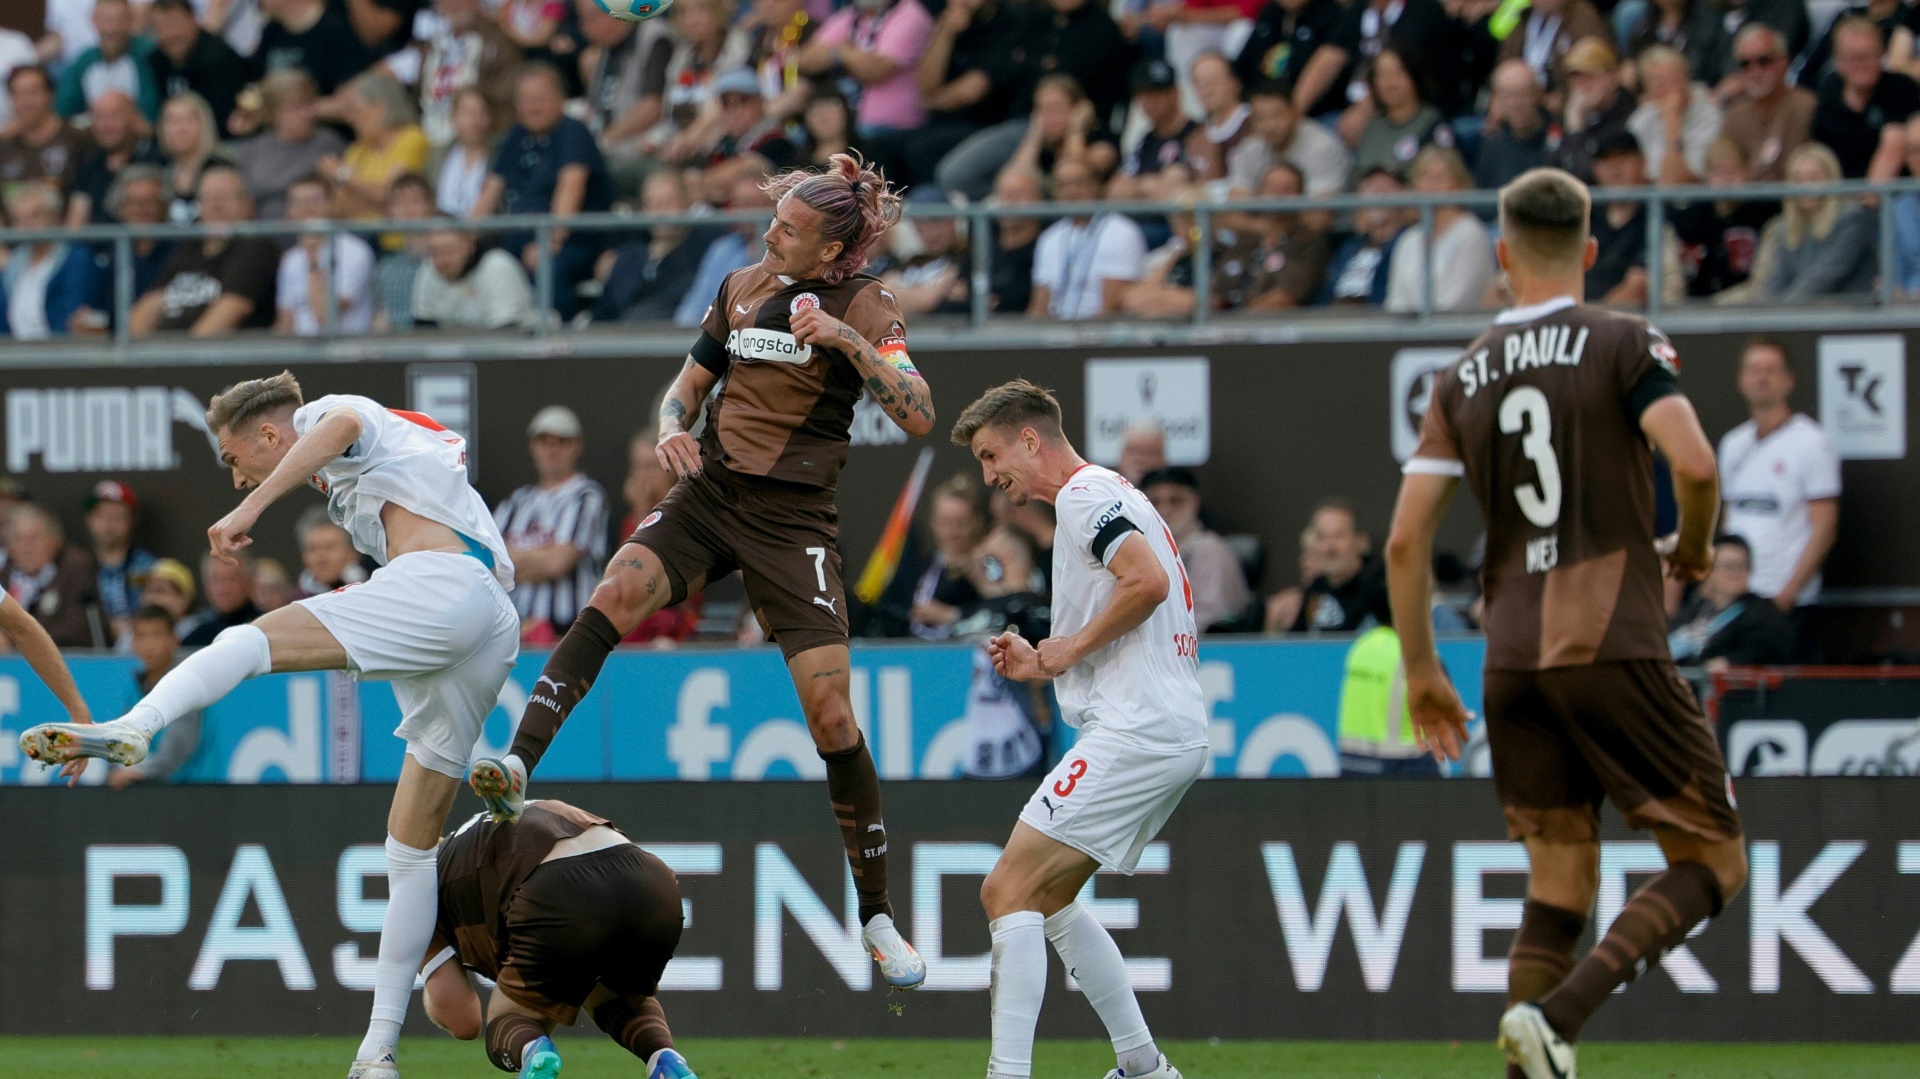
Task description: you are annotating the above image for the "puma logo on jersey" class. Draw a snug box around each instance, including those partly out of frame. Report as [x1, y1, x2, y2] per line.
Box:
[866, 822, 885, 833]
[812, 595, 839, 614]
[734, 304, 750, 315]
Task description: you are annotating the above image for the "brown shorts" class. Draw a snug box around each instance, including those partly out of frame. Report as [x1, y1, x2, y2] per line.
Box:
[495, 844, 683, 1025]
[626, 462, 847, 659]
[1483, 659, 1743, 844]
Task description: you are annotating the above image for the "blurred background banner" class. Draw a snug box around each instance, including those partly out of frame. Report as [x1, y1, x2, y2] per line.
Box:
[4, 779, 1913, 1040]
[0, 638, 1488, 785]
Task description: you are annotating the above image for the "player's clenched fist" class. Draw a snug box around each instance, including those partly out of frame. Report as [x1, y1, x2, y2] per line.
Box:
[208, 504, 260, 564]
[790, 306, 851, 349]
[655, 430, 702, 478]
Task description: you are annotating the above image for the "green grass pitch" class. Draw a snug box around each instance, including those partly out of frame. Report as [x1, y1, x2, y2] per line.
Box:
[4, 1038, 1913, 1078]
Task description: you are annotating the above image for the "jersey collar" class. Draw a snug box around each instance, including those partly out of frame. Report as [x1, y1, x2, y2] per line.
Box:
[1494, 295, 1577, 325]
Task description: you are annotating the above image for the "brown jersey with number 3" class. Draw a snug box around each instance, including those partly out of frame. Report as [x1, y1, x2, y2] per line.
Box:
[1409, 298, 1684, 671]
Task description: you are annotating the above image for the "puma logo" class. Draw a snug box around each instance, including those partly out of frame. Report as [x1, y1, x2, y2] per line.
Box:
[866, 823, 884, 833]
[734, 303, 751, 315]
[1039, 796, 1060, 820]
[535, 676, 566, 696]
[812, 595, 839, 614]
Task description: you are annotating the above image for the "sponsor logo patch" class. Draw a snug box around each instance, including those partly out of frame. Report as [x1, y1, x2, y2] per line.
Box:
[725, 327, 814, 364]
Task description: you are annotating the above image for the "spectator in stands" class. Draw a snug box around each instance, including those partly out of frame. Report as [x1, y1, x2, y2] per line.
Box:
[204, 0, 267, 58]
[434, 89, 495, 217]
[1, 182, 100, 341]
[1721, 22, 1813, 182]
[1005, 75, 1120, 186]
[496, 405, 609, 641]
[274, 173, 377, 336]
[373, 172, 435, 331]
[1143, 467, 1252, 632]
[1623, 0, 1725, 86]
[1182, 51, 1248, 182]
[1287, 499, 1388, 633]
[55, 0, 159, 121]
[1232, 0, 1341, 96]
[1019, 0, 1131, 135]
[1897, 113, 1920, 296]
[413, 221, 541, 329]
[674, 170, 772, 325]
[323, 71, 430, 220]
[71, 166, 173, 337]
[1585, 131, 1686, 308]
[293, 506, 366, 598]
[799, 88, 856, 169]
[1627, 45, 1723, 184]
[910, 475, 987, 639]
[593, 171, 723, 323]
[1475, 62, 1552, 192]
[83, 480, 155, 644]
[1030, 155, 1148, 320]
[107, 605, 201, 786]
[499, 0, 568, 55]
[1352, 45, 1451, 181]
[131, 167, 279, 336]
[1110, 59, 1198, 200]
[883, 188, 966, 316]
[652, 0, 755, 163]
[6, 504, 103, 648]
[1119, 167, 1221, 317]
[1385, 146, 1494, 313]
[135, 557, 197, 631]
[1718, 335, 1840, 626]
[801, 0, 934, 139]
[700, 67, 799, 172]
[250, 558, 293, 612]
[1671, 137, 1778, 299]
[148, 0, 248, 134]
[1549, 37, 1637, 181]
[1216, 162, 1329, 310]
[1668, 534, 1796, 667]
[158, 91, 234, 223]
[1116, 421, 1169, 485]
[983, 161, 1044, 314]
[472, 63, 614, 319]
[876, 0, 1036, 190]
[1757, 142, 1877, 300]
[415, 0, 521, 150]
[1493, 0, 1606, 101]
[1714, 0, 1808, 80]
[1228, 77, 1350, 197]
[247, 0, 377, 107]
[233, 70, 347, 221]
[576, 1, 664, 191]
[180, 551, 262, 647]
[1291, 0, 1461, 126]
[1812, 17, 1919, 179]
[0, 31, 34, 132]
[37, 0, 102, 69]
[1320, 166, 1408, 306]
[1798, 0, 1913, 92]
[68, 91, 163, 226]
[0, 66, 90, 193]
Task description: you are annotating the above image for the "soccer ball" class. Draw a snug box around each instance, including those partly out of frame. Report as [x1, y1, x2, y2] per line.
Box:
[595, 0, 674, 20]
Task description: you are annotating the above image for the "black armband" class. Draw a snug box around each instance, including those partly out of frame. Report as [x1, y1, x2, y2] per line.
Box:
[1627, 363, 1681, 420]
[691, 332, 730, 376]
[1091, 515, 1141, 564]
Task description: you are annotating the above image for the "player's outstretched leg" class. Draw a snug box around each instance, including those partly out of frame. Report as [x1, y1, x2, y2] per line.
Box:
[474, 605, 624, 821]
[791, 645, 925, 988]
[20, 623, 273, 768]
[590, 993, 694, 1079]
[1046, 903, 1177, 1079]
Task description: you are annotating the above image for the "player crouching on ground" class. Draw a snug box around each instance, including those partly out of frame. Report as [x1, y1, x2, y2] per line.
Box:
[954, 381, 1208, 1079]
[1386, 167, 1747, 1079]
[421, 799, 693, 1079]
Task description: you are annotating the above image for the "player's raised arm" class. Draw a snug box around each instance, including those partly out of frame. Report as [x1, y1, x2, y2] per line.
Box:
[0, 593, 90, 727]
[1640, 393, 1720, 582]
[209, 407, 364, 564]
[656, 358, 720, 479]
[792, 302, 935, 438]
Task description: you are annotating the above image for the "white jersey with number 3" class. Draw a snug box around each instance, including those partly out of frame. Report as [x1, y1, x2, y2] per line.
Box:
[293, 394, 515, 590]
[1049, 465, 1208, 750]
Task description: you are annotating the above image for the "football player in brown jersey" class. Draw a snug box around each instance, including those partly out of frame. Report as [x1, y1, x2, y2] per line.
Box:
[470, 153, 932, 989]
[1385, 167, 1748, 1079]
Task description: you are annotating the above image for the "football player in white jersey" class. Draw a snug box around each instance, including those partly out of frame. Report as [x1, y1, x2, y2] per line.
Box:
[21, 372, 520, 1079]
[952, 380, 1209, 1079]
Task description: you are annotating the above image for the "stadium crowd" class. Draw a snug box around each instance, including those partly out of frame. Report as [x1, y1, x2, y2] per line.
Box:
[1, 0, 1919, 338]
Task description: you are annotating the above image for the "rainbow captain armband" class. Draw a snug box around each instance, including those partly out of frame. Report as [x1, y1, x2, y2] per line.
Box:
[879, 334, 921, 378]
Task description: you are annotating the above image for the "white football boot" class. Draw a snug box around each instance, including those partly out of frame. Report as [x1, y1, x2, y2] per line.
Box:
[346, 1046, 400, 1079]
[20, 718, 150, 768]
[469, 755, 528, 823]
[1499, 1002, 1578, 1079]
[861, 912, 927, 989]
[1099, 1055, 1183, 1079]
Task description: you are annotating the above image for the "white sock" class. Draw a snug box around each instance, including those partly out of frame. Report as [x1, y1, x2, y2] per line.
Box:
[121, 625, 272, 739]
[1045, 902, 1157, 1075]
[987, 911, 1047, 1079]
[357, 834, 440, 1061]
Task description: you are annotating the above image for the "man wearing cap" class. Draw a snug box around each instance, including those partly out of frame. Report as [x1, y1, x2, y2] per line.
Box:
[135, 557, 197, 629]
[701, 69, 799, 172]
[1141, 466, 1251, 633]
[1492, 0, 1607, 104]
[494, 406, 609, 643]
[1114, 59, 1200, 193]
[84, 479, 156, 643]
[1549, 36, 1638, 182]
[1588, 130, 1686, 308]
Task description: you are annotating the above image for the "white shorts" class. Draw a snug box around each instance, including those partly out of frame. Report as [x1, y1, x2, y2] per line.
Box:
[298, 550, 520, 779]
[1018, 730, 1207, 873]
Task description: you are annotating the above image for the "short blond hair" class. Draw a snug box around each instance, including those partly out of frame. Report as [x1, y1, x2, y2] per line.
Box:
[1498, 167, 1591, 269]
[950, 379, 1065, 447]
[206, 371, 304, 434]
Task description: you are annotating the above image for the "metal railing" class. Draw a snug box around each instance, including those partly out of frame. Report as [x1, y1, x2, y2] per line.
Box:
[1, 178, 1916, 366]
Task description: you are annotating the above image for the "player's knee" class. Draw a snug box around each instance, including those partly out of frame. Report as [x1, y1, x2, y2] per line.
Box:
[1706, 842, 1749, 906]
[979, 862, 1032, 920]
[592, 569, 662, 627]
[804, 696, 859, 751]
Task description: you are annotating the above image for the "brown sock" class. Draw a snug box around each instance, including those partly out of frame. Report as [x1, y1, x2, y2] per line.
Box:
[508, 606, 622, 774]
[1540, 861, 1722, 1042]
[591, 993, 673, 1061]
[822, 733, 891, 924]
[484, 1013, 547, 1073]
[1507, 899, 1587, 1078]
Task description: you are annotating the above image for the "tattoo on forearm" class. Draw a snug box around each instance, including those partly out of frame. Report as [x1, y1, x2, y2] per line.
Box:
[661, 397, 687, 424]
[838, 326, 934, 426]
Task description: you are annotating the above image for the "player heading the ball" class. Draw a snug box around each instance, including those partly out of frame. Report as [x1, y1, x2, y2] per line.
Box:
[953, 380, 1207, 1079]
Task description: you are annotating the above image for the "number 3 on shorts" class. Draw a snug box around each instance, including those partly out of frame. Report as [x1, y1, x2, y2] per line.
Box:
[805, 546, 828, 591]
[1053, 758, 1087, 798]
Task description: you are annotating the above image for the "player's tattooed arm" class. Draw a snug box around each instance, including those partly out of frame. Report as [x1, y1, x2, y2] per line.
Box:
[657, 357, 719, 479]
[831, 322, 937, 437]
